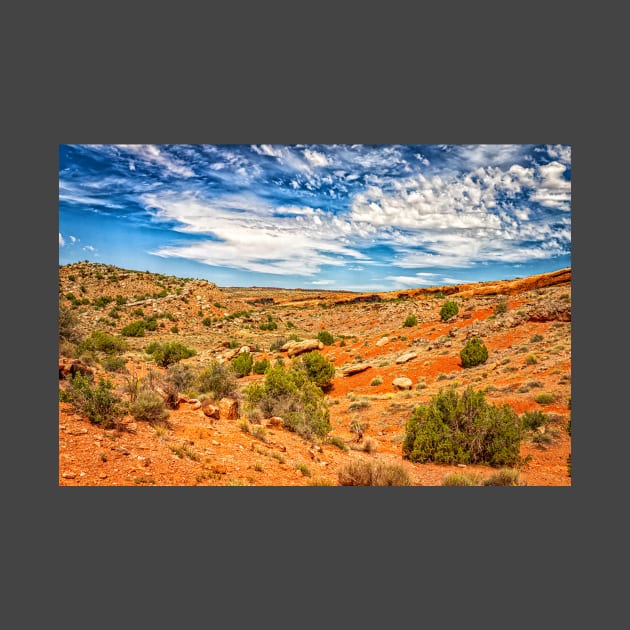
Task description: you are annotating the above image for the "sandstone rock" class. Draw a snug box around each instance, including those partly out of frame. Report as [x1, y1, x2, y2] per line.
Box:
[219, 397, 239, 420]
[392, 377, 413, 390]
[284, 339, 324, 357]
[396, 352, 417, 364]
[201, 399, 220, 419]
[341, 362, 372, 376]
[527, 301, 571, 322]
[376, 336, 389, 347]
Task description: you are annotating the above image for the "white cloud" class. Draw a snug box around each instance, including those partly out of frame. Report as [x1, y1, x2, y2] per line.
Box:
[116, 145, 195, 178]
[83, 245, 95, 252]
[546, 144, 571, 164]
[69, 235, 77, 243]
[310, 279, 335, 285]
[452, 144, 530, 168]
[251, 144, 284, 159]
[129, 160, 135, 171]
[59, 233, 65, 247]
[303, 149, 330, 167]
[385, 272, 469, 288]
[144, 192, 367, 276]
[530, 161, 571, 210]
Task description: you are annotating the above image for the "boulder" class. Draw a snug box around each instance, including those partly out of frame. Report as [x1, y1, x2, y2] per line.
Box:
[284, 339, 324, 357]
[219, 397, 239, 420]
[341, 362, 372, 376]
[392, 377, 413, 390]
[201, 399, 220, 419]
[395, 352, 417, 364]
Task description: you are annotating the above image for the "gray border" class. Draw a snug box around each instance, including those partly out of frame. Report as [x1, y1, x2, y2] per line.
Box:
[7, 2, 612, 626]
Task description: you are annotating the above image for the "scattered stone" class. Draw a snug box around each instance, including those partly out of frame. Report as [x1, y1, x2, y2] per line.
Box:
[392, 377, 413, 390]
[341, 362, 372, 376]
[396, 352, 417, 364]
[376, 336, 389, 347]
[61, 472, 76, 479]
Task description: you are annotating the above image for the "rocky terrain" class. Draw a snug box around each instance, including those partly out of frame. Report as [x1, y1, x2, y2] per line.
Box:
[58, 261, 572, 486]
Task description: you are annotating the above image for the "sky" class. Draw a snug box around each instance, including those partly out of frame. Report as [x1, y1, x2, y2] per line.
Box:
[58, 144, 571, 292]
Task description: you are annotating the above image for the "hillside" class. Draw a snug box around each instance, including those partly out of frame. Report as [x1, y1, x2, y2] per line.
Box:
[58, 262, 572, 486]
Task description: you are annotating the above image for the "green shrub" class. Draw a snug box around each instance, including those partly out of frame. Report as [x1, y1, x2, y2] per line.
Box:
[403, 314, 417, 327]
[101, 355, 128, 373]
[231, 351, 253, 377]
[63, 373, 122, 428]
[146, 341, 196, 367]
[327, 436, 348, 451]
[520, 410, 550, 431]
[143, 316, 158, 331]
[121, 320, 146, 337]
[79, 330, 128, 354]
[440, 300, 459, 321]
[59, 305, 83, 344]
[202, 317, 213, 327]
[370, 376, 383, 386]
[530, 333, 544, 343]
[338, 460, 411, 486]
[402, 386, 522, 467]
[525, 354, 538, 365]
[129, 390, 170, 425]
[164, 363, 196, 396]
[294, 350, 336, 390]
[460, 337, 489, 368]
[535, 393, 555, 405]
[252, 358, 271, 374]
[92, 296, 113, 309]
[244, 364, 331, 442]
[196, 360, 238, 399]
[482, 468, 521, 486]
[442, 471, 482, 486]
[494, 299, 508, 315]
[259, 315, 278, 331]
[317, 330, 334, 346]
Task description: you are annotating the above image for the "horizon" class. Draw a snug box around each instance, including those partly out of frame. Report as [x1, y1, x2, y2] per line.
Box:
[59, 144, 571, 292]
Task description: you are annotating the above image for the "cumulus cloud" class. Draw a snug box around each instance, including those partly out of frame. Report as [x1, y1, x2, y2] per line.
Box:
[530, 161, 571, 210]
[546, 144, 571, 164]
[303, 149, 330, 167]
[83, 245, 95, 252]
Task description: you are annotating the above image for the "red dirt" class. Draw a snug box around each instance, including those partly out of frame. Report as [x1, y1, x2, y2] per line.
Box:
[59, 262, 571, 487]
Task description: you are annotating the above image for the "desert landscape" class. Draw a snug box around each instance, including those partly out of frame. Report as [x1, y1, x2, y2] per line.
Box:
[58, 261, 571, 487]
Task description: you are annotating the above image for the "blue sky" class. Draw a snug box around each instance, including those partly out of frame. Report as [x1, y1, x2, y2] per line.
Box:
[58, 144, 571, 291]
